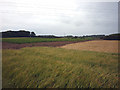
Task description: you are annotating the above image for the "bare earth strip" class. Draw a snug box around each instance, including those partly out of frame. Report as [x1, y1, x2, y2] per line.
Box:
[60, 40, 119, 53]
[2, 41, 80, 49]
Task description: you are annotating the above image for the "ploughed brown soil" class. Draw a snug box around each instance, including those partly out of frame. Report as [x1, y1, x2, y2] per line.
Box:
[60, 40, 119, 53]
[2, 41, 81, 49]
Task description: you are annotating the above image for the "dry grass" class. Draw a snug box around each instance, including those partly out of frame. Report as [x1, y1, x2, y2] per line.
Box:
[60, 40, 119, 53]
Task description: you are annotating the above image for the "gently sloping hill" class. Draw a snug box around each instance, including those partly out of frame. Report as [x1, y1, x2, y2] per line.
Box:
[2, 47, 118, 88]
[60, 40, 119, 53]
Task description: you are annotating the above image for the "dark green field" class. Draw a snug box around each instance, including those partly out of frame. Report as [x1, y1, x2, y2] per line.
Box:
[3, 47, 118, 88]
[2, 37, 95, 44]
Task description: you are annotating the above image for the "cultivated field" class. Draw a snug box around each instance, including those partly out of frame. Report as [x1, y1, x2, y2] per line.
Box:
[60, 40, 119, 53]
[2, 47, 118, 88]
[2, 37, 95, 49]
[2, 37, 94, 44]
[2, 38, 119, 88]
[2, 41, 79, 49]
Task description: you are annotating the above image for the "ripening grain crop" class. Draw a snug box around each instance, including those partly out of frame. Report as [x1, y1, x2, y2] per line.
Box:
[2, 47, 118, 88]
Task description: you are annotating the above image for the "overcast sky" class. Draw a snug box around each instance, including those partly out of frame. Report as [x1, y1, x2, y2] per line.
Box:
[0, 0, 119, 36]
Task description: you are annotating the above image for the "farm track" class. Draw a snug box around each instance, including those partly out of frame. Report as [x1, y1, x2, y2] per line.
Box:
[2, 41, 83, 49]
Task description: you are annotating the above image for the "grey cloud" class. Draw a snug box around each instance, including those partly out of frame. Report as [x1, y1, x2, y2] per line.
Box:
[0, 1, 118, 36]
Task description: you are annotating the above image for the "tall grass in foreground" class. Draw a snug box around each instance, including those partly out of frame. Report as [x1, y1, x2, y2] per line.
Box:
[2, 37, 95, 44]
[2, 47, 118, 88]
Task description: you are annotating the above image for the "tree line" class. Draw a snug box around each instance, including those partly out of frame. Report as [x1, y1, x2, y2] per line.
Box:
[1, 30, 120, 40]
[1, 30, 36, 38]
[101, 33, 120, 40]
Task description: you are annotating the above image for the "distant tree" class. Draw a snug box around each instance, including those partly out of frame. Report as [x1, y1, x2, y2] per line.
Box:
[74, 36, 78, 38]
[30, 32, 36, 37]
[65, 35, 73, 38]
[18, 30, 30, 37]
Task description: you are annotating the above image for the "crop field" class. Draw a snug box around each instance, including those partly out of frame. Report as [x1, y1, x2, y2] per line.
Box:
[2, 37, 95, 44]
[2, 46, 118, 88]
[2, 38, 119, 88]
[61, 40, 119, 53]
